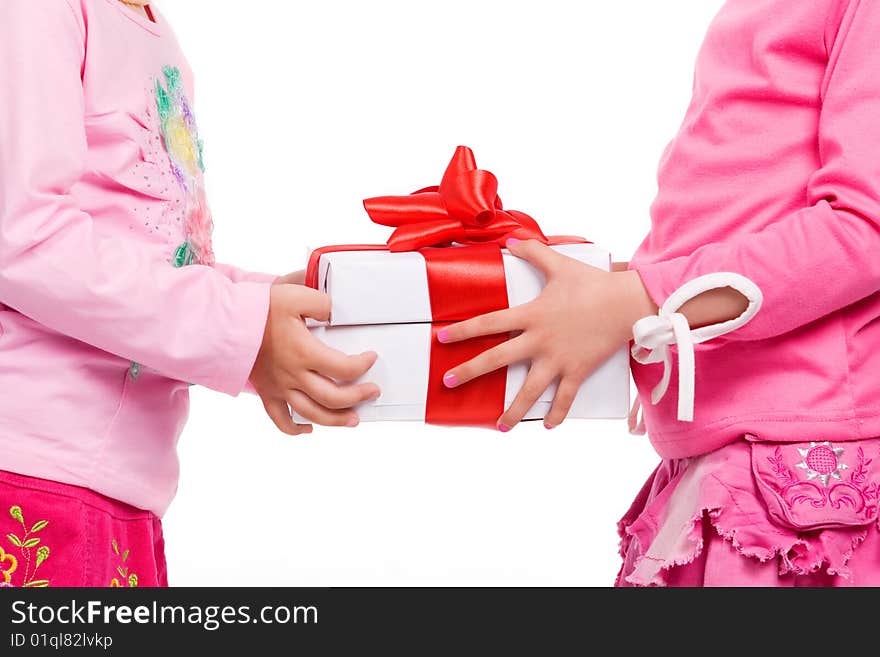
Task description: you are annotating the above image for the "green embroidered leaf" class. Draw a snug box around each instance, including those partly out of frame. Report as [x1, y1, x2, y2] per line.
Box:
[117, 566, 127, 578]
[6, 533, 22, 547]
[9, 506, 23, 523]
[122, 549, 130, 563]
[155, 80, 171, 122]
[128, 574, 139, 588]
[163, 65, 181, 92]
[35, 546, 50, 568]
[22, 538, 40, 549]
[23, 580, 50, 588]
[30, 520, 48, 534]
[173, 243, 189, 268]
[112, 539, 120, 555]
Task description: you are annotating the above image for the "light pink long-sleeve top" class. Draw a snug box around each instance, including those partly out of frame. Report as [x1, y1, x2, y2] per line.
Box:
[0, 1, 272, 516]
[628, 0, 880, 458]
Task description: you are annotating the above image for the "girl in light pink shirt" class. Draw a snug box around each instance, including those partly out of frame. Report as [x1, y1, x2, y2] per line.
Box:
[0, 0, 379, 587]
[443, 0, 880, 586]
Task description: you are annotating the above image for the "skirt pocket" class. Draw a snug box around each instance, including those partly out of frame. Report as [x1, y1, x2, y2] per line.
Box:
[747, 433, 880, 531]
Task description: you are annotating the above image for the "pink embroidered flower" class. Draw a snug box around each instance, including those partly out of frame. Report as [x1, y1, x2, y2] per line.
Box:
[795, 442, 847, 487]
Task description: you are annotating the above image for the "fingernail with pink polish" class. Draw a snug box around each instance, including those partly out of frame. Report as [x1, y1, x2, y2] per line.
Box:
[345, 417, 360, 428]
[437, 329, 450, 343]
[443, 373, 458, 388]
[505, 238, 520, 247]
[544, 421, 556, 430]
[497, 423, 511, 433]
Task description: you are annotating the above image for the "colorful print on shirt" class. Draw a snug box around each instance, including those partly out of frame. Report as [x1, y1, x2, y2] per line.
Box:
[130, 66, 218, 381]
[154, 65, 215, 268]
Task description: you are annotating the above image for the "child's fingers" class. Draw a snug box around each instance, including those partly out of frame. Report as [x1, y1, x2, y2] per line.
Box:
[307, 341, 378, 382]
[299, 371, 380, 409]
[542, 376, 582, 429]
[438, 306, 526, 344]
[506, 239, 561, 276]
[288, 390, 360, 427]
[496, 366, 556, 431]
[262, 397, 313, 436]
[442, 335, 529, 388]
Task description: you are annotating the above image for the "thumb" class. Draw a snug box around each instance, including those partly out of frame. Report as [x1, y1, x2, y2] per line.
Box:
[505, 238, 560, 276]
[284, 285, 332, 321]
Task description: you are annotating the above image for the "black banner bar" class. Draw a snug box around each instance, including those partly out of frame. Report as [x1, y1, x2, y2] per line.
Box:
[0, 587, 869, 653]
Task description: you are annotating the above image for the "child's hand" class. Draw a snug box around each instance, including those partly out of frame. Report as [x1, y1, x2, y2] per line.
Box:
[439, 239, 657, 431]
[249, 284, 380, 435]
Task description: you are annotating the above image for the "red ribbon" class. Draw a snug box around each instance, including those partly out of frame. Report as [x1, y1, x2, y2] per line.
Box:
[364, 145, 549, 252]
[422, 245, 509, 426]
[306, 147, 591, 427]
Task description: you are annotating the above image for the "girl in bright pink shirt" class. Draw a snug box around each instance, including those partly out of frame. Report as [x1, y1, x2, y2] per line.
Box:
[0, 0, 379, 587]
[442, 0, 880, 585]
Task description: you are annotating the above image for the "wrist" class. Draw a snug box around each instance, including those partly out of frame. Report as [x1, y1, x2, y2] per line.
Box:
[611, 270, 660, 340]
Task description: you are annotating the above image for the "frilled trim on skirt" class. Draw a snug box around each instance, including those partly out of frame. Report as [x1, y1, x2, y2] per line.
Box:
[616, 438, 880, 587]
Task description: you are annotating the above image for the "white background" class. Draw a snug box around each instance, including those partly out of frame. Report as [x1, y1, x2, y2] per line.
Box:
[159, 0, 726, 586]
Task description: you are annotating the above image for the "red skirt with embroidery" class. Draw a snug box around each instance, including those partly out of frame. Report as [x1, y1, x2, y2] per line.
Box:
[0, 469, 167, 588]
[616, 434, 880, 586]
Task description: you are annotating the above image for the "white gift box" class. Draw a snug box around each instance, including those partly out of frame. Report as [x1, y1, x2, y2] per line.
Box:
[297, 243, 630, 423]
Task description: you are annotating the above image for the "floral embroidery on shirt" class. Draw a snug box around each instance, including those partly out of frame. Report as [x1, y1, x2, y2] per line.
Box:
[154, 65, 215, 268]
[2, 505, 51, 587]
[109, 539, 139, 588]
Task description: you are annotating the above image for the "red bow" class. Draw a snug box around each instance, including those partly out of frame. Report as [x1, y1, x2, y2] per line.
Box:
[364, 146, 549, 252]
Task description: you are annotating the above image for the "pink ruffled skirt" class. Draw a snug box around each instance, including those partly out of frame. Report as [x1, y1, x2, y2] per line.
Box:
[617, 434, 880, 586]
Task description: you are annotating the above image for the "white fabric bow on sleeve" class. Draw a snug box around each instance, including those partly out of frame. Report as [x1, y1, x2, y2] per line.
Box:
[627, 272, 763, 435]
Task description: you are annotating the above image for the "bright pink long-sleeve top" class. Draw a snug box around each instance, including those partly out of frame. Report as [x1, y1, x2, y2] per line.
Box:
[628, 0, 880, 458]
[0, 1, 273, 515]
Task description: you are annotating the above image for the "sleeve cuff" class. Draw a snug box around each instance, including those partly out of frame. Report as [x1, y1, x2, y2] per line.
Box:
[628, 269, 764, 422]
[205, 280, 272, 397]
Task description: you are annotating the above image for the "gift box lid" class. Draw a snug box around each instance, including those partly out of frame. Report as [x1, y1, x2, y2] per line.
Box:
[312, 242, 611, 327]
